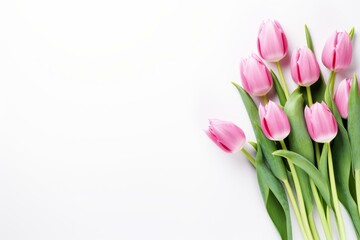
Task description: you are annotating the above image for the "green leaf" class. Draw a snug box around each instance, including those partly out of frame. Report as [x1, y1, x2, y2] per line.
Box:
[248, 141, 258, 150]
[324, 81, 360, 236]
[273, 150, 332, 208]
[270, 70, 286, 106]
[232, 82, 287, 181]
[349, 27, 355, 40]
[256, 146, 292, 240]
[348, 75, 360, 171]
[305, 24, 314, 52]
[284, 89, 314, 213]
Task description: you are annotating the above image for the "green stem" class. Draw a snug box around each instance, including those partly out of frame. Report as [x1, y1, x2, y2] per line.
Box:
[306, 86, 313, 106]
[308, 211, 320, 240]
[241, 148, 256, 167]
[315, 143, 321, 167]
[328, 71, 336, 96]
[326, 207, 332, 235]
[261, 95, 268, 104]
[276, 61, 290, 99]
[283, 179, 309, 239]
[327, 143, 346, 240]
[355, 170, 360, 216]
[280, 140, 313, 240]
[310, 180, 333, 239]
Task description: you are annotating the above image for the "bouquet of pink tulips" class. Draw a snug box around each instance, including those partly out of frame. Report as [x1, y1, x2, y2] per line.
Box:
[206, 20, 360, 240]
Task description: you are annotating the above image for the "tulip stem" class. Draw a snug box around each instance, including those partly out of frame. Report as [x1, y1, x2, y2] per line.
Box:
[280, 140, 314, 240]
[276, 61, 290, 99]
[355, 169, 360, 216]
[283, 179, 309, 240]
[306, 86, 313, 106]
[310, 180, 333, 239]
[328, 71, 337, 96]
[261, 95, 268, 104]
[327, 143, 346, 240]
[241, 148, 256, 167]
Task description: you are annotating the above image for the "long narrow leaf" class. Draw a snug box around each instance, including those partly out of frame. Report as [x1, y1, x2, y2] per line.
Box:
[348, 75, 360, 171]
[256, 146, 292, 240]
[232, 82, 287, 181]
[273, 150, 332, 208]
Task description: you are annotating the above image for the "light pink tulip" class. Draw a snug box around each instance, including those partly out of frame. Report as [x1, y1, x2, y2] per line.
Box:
[257, 19, 288, 62]
[304, 102, 338, 143]
[321, 31, 352, 72]
[259, 100, 290, 141]
[334, 78, 352, 118]
[290, 47, 320, 86]
[240, 54, 273, 96]
[206, 119, 246, 153]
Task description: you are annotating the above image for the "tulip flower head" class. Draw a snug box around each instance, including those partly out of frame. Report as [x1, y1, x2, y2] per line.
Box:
[334, 78, 354, 119]
[304, 102, 338, 143]
[290, 47, 320, 86]
[259, 100, 291, 141]
[239, 54, 273, 96]
[206, 119, 246, 153]
[257, 19, 288, 62]
[321, 31, 352, 72]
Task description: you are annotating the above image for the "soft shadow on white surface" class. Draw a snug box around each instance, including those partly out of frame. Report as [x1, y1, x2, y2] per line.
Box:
[0, 0, 358, 239]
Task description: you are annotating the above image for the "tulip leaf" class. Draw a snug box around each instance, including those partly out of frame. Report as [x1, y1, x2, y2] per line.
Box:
[302, 24, 326, 103]
[256, 146, 292, 240]
[232, 82, 287, 181]
[273, 150, 332, 208]
[284, 89, 314, 214]
[349, 27, 355, 40]
[348, 75, 360, 171]
[325, 82, 360, 236]
[248, 141, 258, 150]
[270, 70, 286, 106]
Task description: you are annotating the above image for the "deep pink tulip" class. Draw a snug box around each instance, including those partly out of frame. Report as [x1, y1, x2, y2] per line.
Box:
[259, 100, 290, 141]
[304, 102, 338, 143]
[334, 78, 352, 118]
[206, 119, 246, 153]
[290, 47, 320, 86]
[240, 54, 273, 96]
[321, 31, 352, 72]
[257, 19, 288, 62]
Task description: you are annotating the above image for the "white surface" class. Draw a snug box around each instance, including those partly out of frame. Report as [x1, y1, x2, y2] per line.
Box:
[0, 0, 358, 239]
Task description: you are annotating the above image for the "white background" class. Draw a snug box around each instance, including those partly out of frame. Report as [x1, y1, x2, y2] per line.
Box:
[0, 0, 358, 239]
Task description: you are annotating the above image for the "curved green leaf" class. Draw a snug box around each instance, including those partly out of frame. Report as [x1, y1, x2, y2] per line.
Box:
[324, 83, 360, 236]
[256, 146, 292, 240]
[273, 150, 332, 208]
[232, 82, 287, 181]
[348, 75, 360, 171]
[270, 70, 286, 106]
[284, 89, 314, 214]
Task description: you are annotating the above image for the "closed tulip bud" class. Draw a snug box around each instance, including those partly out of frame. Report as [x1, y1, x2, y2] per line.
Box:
[240, 54, 273, 96]
[290, 47, 320, 86]
[259, 100, 291, 141]
[257, 19, 288, 62]
[334, 78, 360, 118]
[206, 119, 246, 153]
[321, 31, 352, 72]
[304, 102, 338, 143]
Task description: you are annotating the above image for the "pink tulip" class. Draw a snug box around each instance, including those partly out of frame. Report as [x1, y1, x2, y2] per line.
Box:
[240, 54, 273, 96]
[290, 47, 320, 86]
[257, 19, 288, 62]
[206, 119, 246, 153]
[321, 31, 352, 72]
[259, 100, 290, 141]
[334, 78, 360, 118]
[304, 102, 338, 143]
